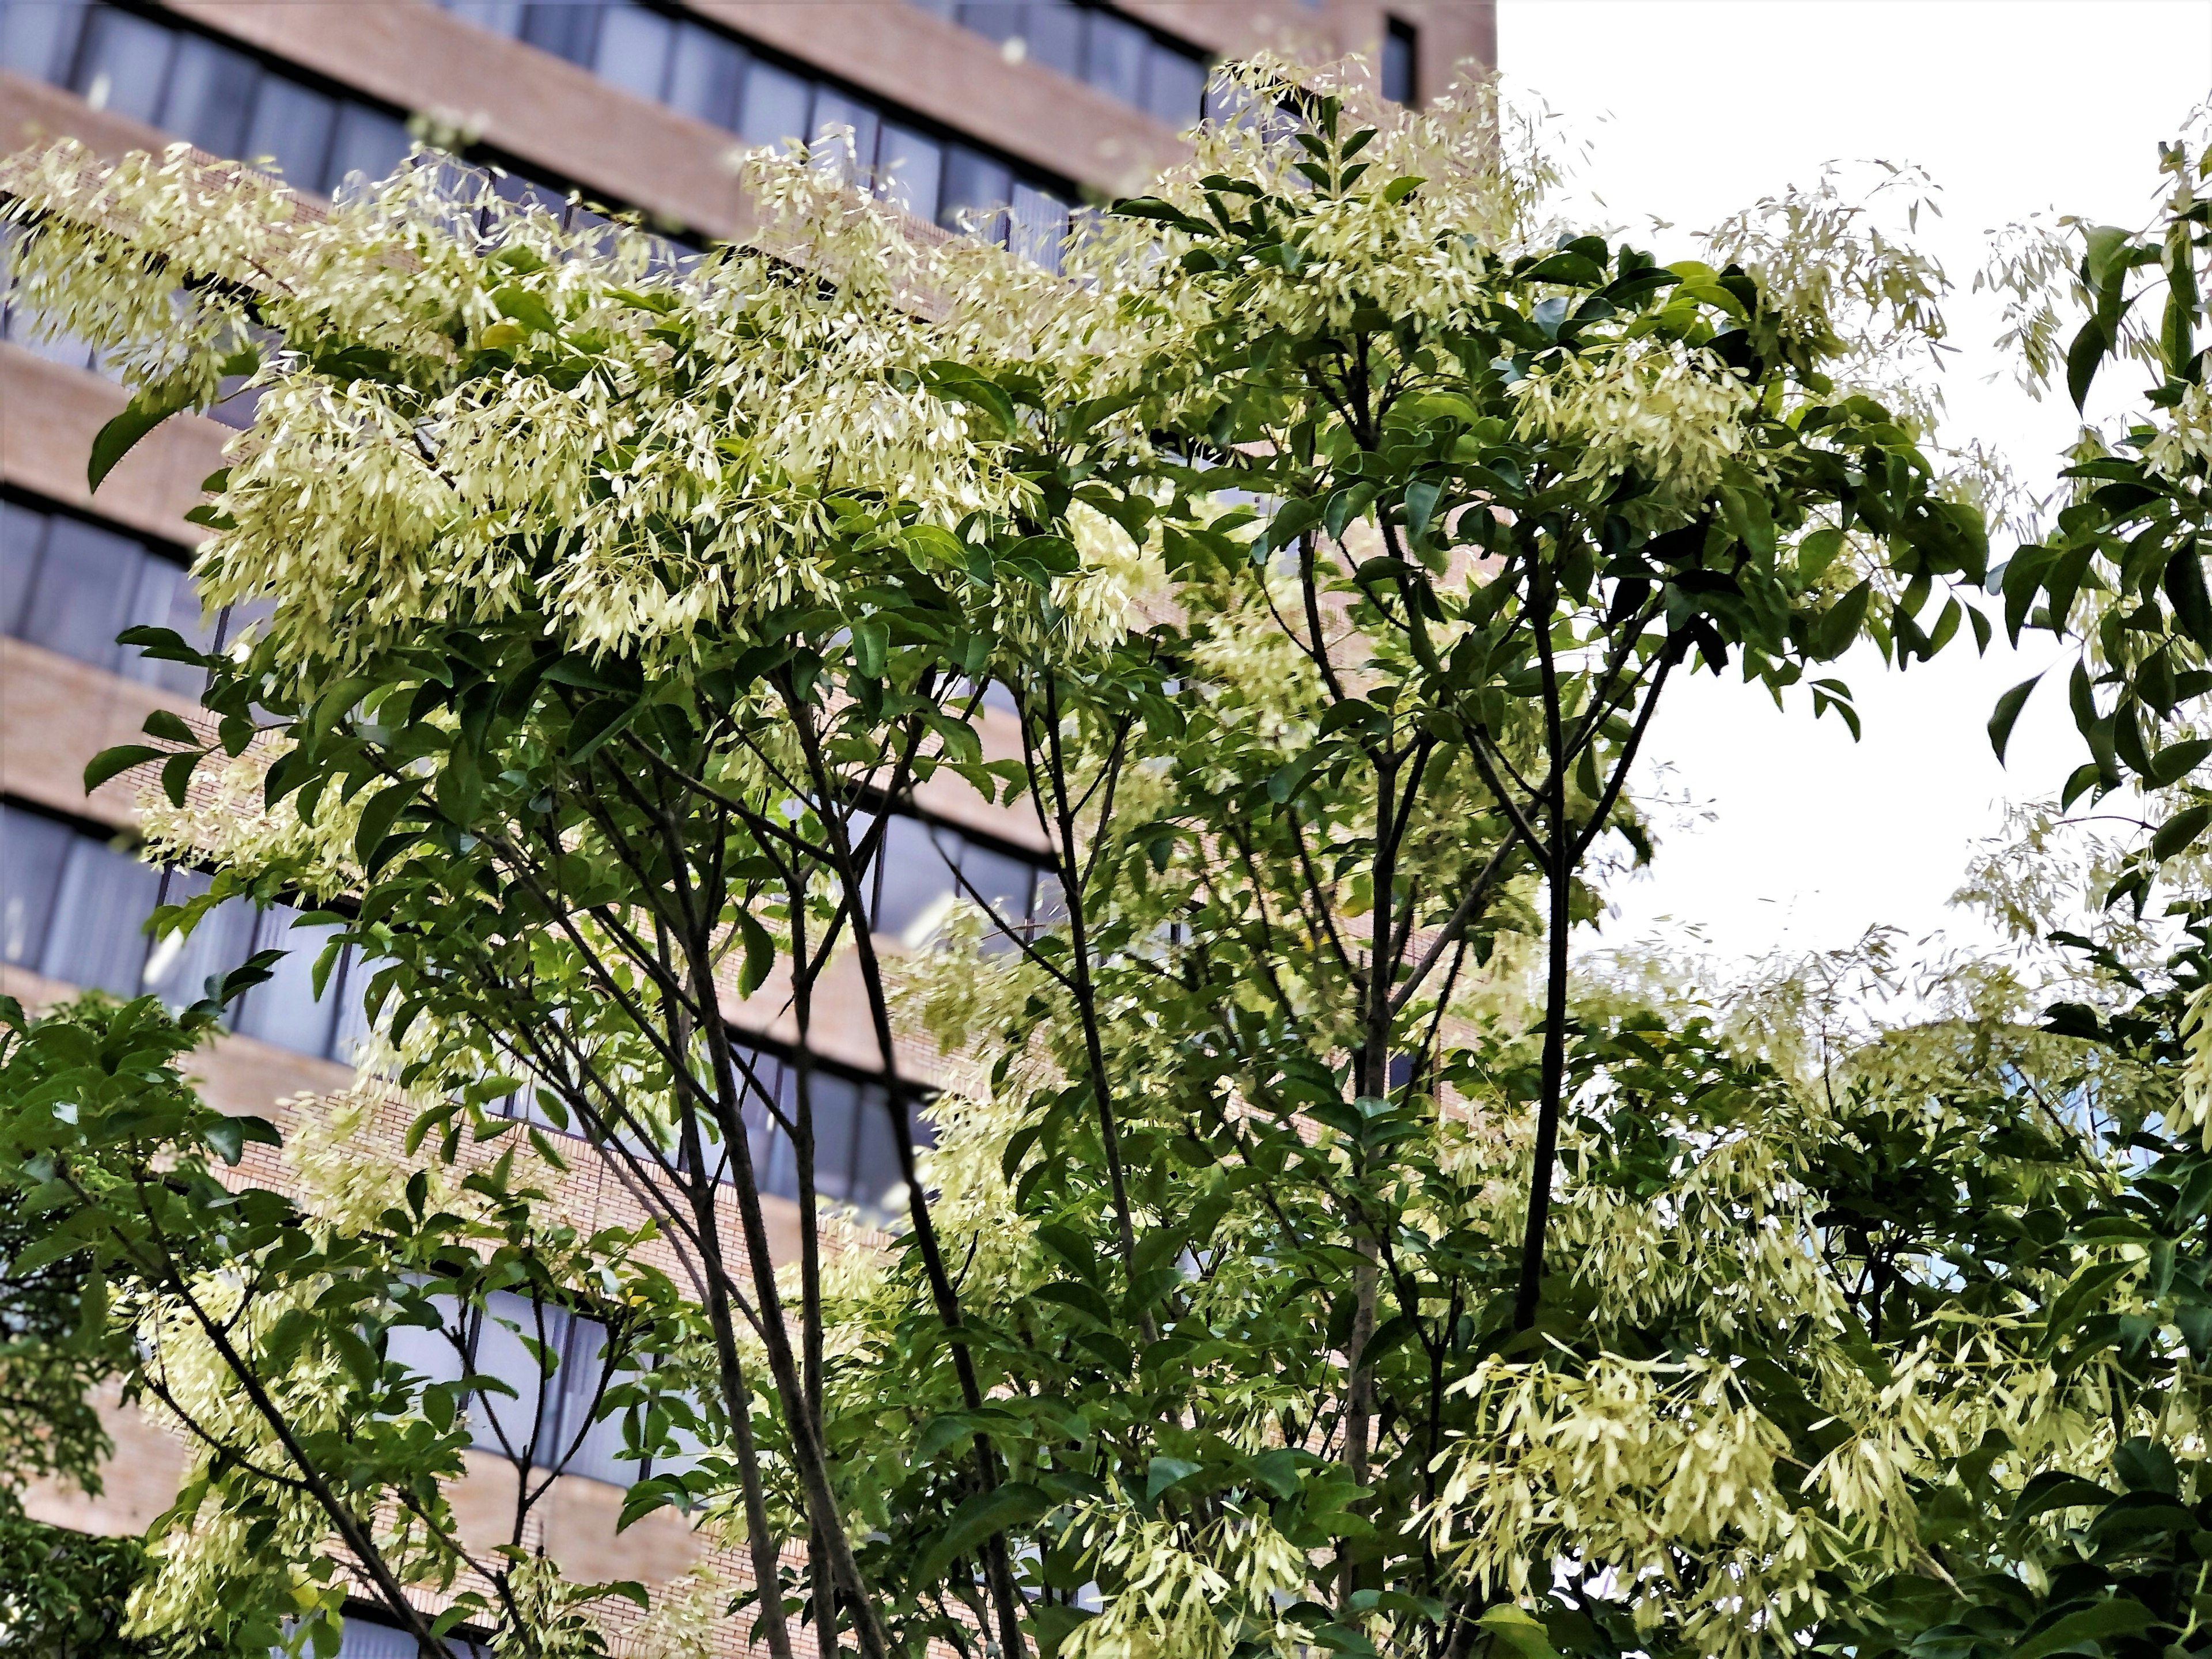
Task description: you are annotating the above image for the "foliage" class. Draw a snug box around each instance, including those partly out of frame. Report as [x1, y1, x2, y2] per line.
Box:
[0, 56, 2024, 1659]
[0, 990, 149, 1656]
[1992, 135, 2212, 893]
[0, 1502, 153, 1658]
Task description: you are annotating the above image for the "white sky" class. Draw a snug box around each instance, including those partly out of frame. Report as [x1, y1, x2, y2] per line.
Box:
[1494, 0, 2212, 968]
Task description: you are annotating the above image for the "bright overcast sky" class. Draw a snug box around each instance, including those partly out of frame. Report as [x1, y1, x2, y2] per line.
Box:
[1494, 0, 2212, 967]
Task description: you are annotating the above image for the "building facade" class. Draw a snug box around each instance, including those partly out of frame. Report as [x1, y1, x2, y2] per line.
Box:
[0, 0, 1494, 1650]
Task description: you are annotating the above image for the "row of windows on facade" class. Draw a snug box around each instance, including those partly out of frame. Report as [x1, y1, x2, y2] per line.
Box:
[0, 0, 691, 279]
[0, 0, 1080, 274]
[434, 0, 1082, 268]
[0, 801, 381, 1063]
[296, 1622, 483, 1659]
[0, 793, 1044, 1215]
[903, 0, 1207, 128]
[0, 498, 218, 696]
[387, 1286, 710, 1489]
[0, 1, 414, 201]
[511, 1039, 941, 1225]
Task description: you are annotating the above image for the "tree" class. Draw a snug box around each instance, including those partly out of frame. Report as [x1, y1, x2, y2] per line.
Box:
[0, 995, 151, 1659]
[0, 60, 1993, 1658]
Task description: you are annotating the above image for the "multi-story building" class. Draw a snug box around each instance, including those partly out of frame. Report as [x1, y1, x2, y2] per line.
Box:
[0, 1, 1494, 1650]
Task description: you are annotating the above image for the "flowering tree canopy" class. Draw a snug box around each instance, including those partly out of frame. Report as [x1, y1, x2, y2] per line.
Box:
[0, 60, 2077, 1659]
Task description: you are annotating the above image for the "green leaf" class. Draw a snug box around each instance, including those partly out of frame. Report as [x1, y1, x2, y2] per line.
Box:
[908, 1482, 1050, 1592]
[923, 362, 1017, 437]
[492, 283, 560, 335]
[2011, 1599, 2158, 1659]
[567, 696, 639, 764]
[1403, 479, 1442, 547]
[142, 709, 197, 744]
[71, 1267, 107, 1350]
[83, 744, 164, 793]
[353, 780, 423, 868]
[736, 909, 775, 997]
[203, 1117, 248, 1166]
[1476, 1606, 1567, 1659]
[2165, 543, 2212, 646]
[161, 748, 203, 809]
[2066, 318, 2111, 413]
[1987, 672, 2043, 764]
[2149, 737, 2212, 787]
[2151, 802, 2211, 862]
[1146, 1456, 1203, 1501]
[1380, 176, 1424, 204]
[2009, 1470, 2117, 1522]
[851, 616, 889, 680]
[1029, 1603, 1096, 1659]
[1812, 579, 1872, 661]
[88, 389, 191, 492]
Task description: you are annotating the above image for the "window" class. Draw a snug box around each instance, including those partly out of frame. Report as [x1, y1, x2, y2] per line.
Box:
[432, 0, 1081, 267]
[381, 1284, 695, 1489]
[3, 225, 272, 430]
[1381, 16, 1418, 106]
[0, 800, 384, 1065]
[0, 2, 413, 199]
[920, 0, 1211, 128]
[1, 495, 217, 695]
[706, 1041, 930, 1224]
[855, 807, 1060, 950]
[308, 1617, 488, 1659]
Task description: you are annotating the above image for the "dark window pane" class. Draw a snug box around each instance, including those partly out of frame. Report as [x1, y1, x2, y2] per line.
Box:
[493, 169, 571, 218]
[738, 58, 811, 154]
[0, 0, 88, 84]
[117, 554, 211, 698]
[957, 840, 1036, 927]
[234, 907, 343, 1058]
[810, 89, 878, 181]
[594, 3, 673, 101]
[324, 105, 411, 194]
[878, 124, 942, 220]
[0, 805, 71, 969]
[468, 1290, 569, 1463]
[1024, 0, 1082, 77]
[73, 7, 173, 124]
[1143, 47, 1206, 127]
[1010, 181, 1067, 271]
[938, 146, 1009, 237]
[244, 78, 336, 189]
[666, 24, 744, 129]
[41, 837, 158, 995]
[215, 593, 276, 655]
[1381, 17, 1416, 104]
[559, 1317, 635, 1484]
[956, 1, 1024, 46]
[22, 516, 142, 671]
[850, 1085, 905, 1217]
[140, 873, 255, 1012]
[444, 1, 525, 37]
[1082, 11, 1146, 104]
[518, 1, 600, 66]
[0, 500, 48, 638]
[159, 32, 258, 160]
[340, 1615, 478, 1659]
[330, 947, 392, 1062]
[870, 813, 955, 942]
[1032, 870, 1067, 927]
[732, 1045, 793, 1192]
[804, 1072, 861, 1200]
